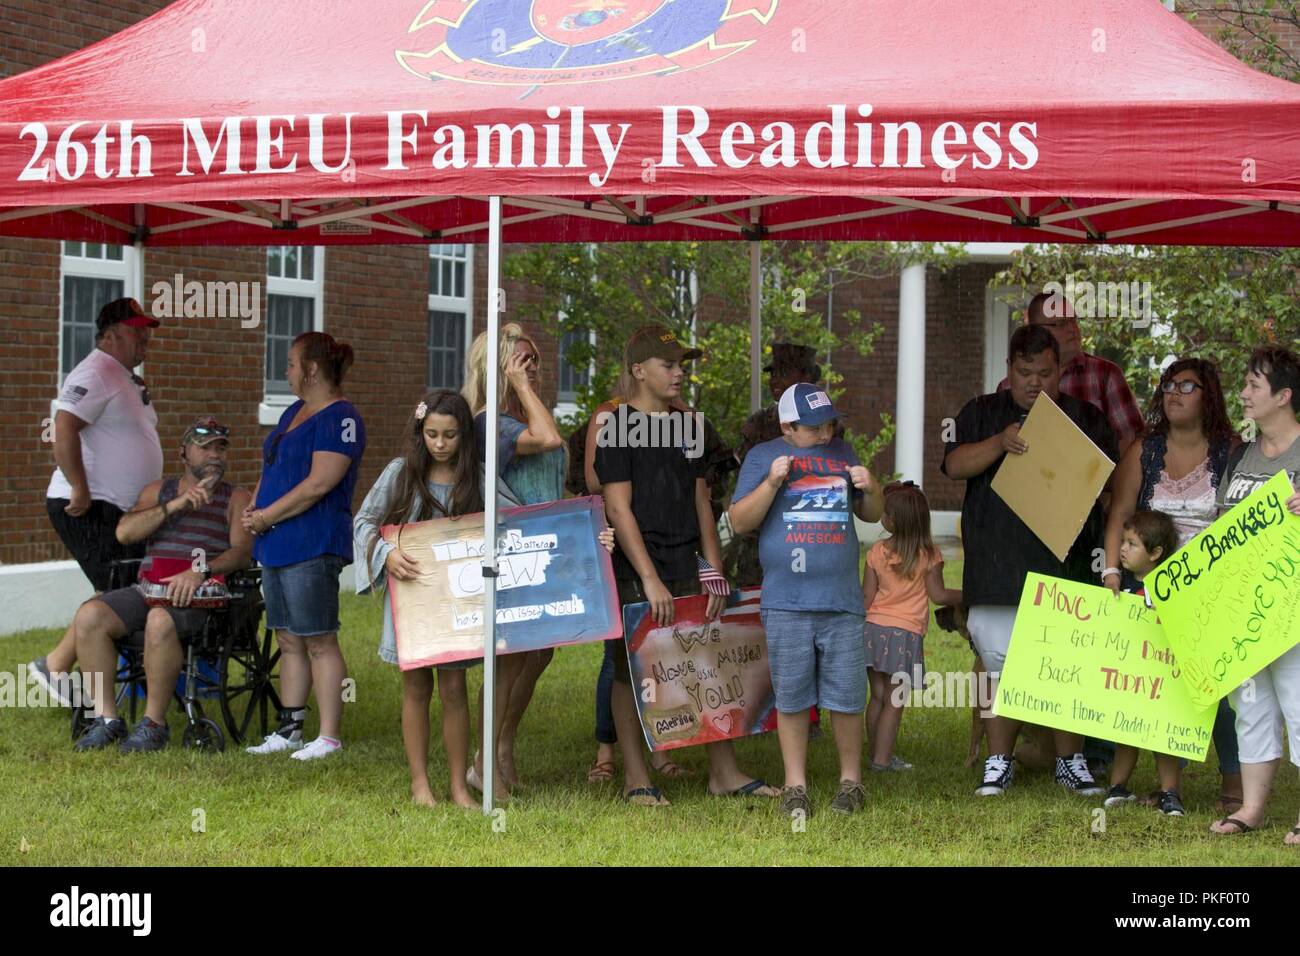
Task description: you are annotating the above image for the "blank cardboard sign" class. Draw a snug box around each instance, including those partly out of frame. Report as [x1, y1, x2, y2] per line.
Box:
[991, 391, 1115, 561]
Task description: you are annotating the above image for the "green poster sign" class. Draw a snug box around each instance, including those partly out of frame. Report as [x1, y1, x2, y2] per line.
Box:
[1147, 470, 1300, 709]
[995, 573, 1215, 760]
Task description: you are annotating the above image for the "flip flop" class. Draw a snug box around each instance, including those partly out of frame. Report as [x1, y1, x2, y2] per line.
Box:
[712, 778, 780, 798]
[1286, 827, 1300, 846]
[586, 760, 616, 784]
[625, 786, 669, 806]
[651, 758, 694, 778]
[1211, 816, 1254, 835]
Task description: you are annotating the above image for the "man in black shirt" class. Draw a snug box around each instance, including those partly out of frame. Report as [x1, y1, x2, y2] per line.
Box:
[943, 325, 1117, 798]
[596, 325, 778, 807]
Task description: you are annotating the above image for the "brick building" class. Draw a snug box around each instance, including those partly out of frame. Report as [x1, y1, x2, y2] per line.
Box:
[0, 0, 1293, 581]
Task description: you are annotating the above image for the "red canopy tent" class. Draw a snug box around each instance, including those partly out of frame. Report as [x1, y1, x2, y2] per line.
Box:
[4, 0, 1297, 811]
[1, 0, 1298, 247]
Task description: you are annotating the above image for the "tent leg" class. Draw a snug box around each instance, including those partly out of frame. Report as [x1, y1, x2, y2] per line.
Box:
[749, 240, 762, 414]
[894, 263, 926, 484]
[482, 196, 503, 816]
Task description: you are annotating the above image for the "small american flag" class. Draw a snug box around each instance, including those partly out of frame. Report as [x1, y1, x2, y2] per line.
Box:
[696, 554, 731, 597]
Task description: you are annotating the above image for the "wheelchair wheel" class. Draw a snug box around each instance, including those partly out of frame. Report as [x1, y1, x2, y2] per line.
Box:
[218, 622, 281, 745]
[182, 717, 225, 752]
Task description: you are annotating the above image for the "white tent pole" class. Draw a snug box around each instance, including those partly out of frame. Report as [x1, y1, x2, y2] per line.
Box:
[481, 195, 503, 815]
[749, 237, 762, 414]
[895, 262, 927, 484]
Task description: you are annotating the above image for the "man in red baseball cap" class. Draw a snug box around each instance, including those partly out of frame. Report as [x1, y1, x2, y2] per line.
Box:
[31, 298, 164, 707]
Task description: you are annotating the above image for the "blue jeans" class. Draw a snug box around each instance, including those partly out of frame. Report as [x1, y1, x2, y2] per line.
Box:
[594, 638, 617, 745]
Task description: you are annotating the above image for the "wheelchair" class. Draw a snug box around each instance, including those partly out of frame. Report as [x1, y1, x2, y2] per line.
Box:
[70, 559, 282, 752]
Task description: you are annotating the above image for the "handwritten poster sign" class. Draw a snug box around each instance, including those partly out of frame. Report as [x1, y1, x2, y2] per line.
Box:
[383, 496, 620, 669]
[625, 588, 781, 751]
[994, 573, 1215, 760]
[991, 391, 1115, 561]
[1147, 470, 1300, 709]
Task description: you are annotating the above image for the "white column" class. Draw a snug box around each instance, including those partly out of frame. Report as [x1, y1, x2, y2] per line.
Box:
[894, 263, 926, 484]
[481, 196, 503, 815]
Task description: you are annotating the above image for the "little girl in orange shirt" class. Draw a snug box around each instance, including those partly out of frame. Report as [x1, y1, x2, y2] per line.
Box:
[863, 482, 962, 771]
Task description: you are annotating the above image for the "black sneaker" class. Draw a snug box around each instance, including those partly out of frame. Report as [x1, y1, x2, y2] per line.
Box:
[976, 753, 1014, 796]
[1104, 784, 1137, 808]
[1055, 753, 1105, 796]
[779, 785, 812, 819]
[119, 716, 170, 753]
[829, 780, 867, 815]
[74, 717, 127, 751]
[1155, 790, 1186, 817]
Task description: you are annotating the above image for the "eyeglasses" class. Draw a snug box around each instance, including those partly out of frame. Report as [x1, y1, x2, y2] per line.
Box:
[130, 373, 151, 406]
[264, 431, 284, 467]
[1161, 380, 1204, 395]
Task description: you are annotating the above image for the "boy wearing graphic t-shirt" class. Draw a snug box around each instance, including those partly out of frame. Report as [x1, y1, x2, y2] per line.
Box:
[730, 384, 885, 817]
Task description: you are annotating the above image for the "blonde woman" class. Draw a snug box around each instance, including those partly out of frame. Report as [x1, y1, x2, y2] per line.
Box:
[462, 324, 564, 790]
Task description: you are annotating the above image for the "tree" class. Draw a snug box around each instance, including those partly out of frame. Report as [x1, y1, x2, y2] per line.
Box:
[504, 240, 965, 471]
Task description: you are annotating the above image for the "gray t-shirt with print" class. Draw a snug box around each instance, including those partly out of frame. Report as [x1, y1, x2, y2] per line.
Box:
[1217, 435, 1300, 512]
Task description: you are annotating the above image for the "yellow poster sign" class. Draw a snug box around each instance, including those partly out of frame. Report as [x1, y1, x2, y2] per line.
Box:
[991, 391, 1115, 562]
[1147, 470, 1300, 709]
[994, 573, 1215, 760]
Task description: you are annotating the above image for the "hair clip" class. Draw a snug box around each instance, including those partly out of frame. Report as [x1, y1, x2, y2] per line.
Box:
[414, 401, 428, 421]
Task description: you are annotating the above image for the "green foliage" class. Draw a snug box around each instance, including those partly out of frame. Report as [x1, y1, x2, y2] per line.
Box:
[504, 240, 963, 469]
[995, 246, 1300, 427]
[1183, 0, 1300, 82]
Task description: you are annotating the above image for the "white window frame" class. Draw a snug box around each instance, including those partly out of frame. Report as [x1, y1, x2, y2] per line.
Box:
[56, 242, 142, 422]
[260, 246, 325, 425]
[58, 242, 141, 383]
[427, 244, 473, 391]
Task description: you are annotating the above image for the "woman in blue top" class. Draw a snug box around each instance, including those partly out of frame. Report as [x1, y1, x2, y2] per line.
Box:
[464, 323, 564, 789]
[242, 331, 366, 762]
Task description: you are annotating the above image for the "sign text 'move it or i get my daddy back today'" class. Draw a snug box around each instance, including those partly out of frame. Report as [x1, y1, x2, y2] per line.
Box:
[995, 574, 1215, 760]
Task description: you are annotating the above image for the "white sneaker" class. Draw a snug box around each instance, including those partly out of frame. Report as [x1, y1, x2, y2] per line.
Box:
[290, 736, 341, 761]
[246, 731, 303, 755]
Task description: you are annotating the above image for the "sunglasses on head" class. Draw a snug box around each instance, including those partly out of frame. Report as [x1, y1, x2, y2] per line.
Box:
[191, 424, 229, 439]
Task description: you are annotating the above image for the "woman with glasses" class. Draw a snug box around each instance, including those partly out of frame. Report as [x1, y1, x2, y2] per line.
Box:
[1102, 357, 1242, 812]
[242, 331, 366, 761]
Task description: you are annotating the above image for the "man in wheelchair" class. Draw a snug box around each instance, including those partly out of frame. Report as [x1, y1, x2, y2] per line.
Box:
[74, 417, 253, 752]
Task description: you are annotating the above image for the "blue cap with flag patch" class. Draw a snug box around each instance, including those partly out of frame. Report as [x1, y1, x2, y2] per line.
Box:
[778, 382, 838, 426]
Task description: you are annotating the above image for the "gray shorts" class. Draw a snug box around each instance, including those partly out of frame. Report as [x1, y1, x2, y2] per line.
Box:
[95, 585, 212, 643]
[761, 608, 867, 714]
[966, 605, 1018, 674]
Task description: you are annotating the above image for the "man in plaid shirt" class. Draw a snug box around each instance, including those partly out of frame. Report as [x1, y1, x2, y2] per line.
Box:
[999, 292, 1144, 456]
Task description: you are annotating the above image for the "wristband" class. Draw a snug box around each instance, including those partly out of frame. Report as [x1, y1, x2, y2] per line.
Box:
[1101, 567, 1121, 581]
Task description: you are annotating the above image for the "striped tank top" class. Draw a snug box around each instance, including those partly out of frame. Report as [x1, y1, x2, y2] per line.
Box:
[143, 478, 233, 571]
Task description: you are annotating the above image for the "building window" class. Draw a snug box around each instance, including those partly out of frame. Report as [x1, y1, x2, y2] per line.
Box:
[262, 246, 324, 423]
[428, 244, 472, 389]
[557, 327, 593, 403]
[60, 242, 134, 383]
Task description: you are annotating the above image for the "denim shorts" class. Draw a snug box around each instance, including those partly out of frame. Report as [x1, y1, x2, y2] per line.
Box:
[761, 608, 867, 714]
[261, 554, 345, 638]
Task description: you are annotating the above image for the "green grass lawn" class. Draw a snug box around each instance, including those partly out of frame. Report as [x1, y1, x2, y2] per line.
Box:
[2, 561, 1296, 866]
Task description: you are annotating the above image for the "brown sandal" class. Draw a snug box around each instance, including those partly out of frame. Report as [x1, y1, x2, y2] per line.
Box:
[651, 758, 694, 778]
[586, 760, 616, 784]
